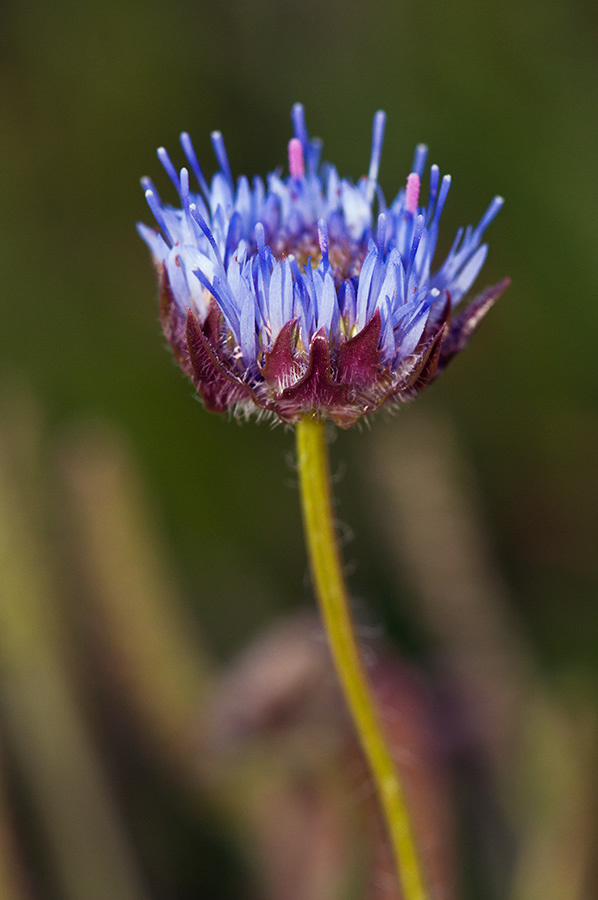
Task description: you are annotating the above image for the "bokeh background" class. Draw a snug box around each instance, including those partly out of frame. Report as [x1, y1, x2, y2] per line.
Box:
[1, 0, 597, 897]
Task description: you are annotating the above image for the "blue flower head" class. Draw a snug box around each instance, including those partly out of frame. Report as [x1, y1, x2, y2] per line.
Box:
[138, 105, 508, 426]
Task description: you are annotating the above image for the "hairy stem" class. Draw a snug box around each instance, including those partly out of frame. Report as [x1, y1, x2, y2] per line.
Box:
[296, 415, 426, 900]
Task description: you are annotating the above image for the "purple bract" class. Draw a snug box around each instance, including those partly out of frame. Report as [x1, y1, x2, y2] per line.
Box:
[138, 105, 508, 426]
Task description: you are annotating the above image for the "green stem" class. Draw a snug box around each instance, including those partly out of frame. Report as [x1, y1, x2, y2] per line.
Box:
[296, 416, 427, 900]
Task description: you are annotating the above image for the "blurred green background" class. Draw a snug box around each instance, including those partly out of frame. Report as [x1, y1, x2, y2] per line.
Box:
[1, 0, 597, 896]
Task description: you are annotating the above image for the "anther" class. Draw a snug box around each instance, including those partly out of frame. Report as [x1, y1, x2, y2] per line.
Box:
[288, 138, 305, 179]
[405, 173, 420, 215]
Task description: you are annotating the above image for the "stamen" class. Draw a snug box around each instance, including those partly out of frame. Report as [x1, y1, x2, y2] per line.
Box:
[431, 174, 452, 230]
[411, 144, 428, 178]
[407, 214, 425, 275]
[180, 167, 190, 216]
[366, 110, 386, 203]
[308, 137, 322, 176]
[289, 256, 304, 296]
[473, 195, 504, 240]
[405, 173, 420, 215]
[157, 147, 181, 193]
[144, 188, 173, 244]
[189, 203, 222, 264]
[225, 211, 242, 265]
[210, 130, 234, 187]
[255, 221, 266, 258]
[288, 138, 305, 179]
[376, 212, 387, 254]
[317, 218, 329, 264]
[291, 103, 309, 151]
[427, 165, 440, 218]
[179, 132, 210, 197]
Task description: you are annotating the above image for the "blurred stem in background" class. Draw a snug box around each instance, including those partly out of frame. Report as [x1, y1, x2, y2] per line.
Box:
[296, 416, 427, 900]
[0, 385, 373, 898]
[58, 424, 213, 783]
[369, 410, 598, 899]
[0, 386, 146, 900]
[0, 731, 30, 899]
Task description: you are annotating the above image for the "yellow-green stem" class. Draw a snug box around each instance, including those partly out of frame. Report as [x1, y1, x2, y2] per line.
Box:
[296, 415, 427, 900]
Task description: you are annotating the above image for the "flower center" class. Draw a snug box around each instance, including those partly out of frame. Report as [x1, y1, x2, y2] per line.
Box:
[268, 230, 366, 287]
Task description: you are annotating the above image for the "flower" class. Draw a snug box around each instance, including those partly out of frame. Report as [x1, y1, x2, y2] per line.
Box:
[138, 105, 508, 427]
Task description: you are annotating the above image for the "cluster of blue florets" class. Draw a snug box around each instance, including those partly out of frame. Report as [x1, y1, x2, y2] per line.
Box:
[138, 104, 502, 377]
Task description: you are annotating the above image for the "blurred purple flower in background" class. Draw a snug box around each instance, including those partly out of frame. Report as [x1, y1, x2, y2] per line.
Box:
[139, 105, 508, 426]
